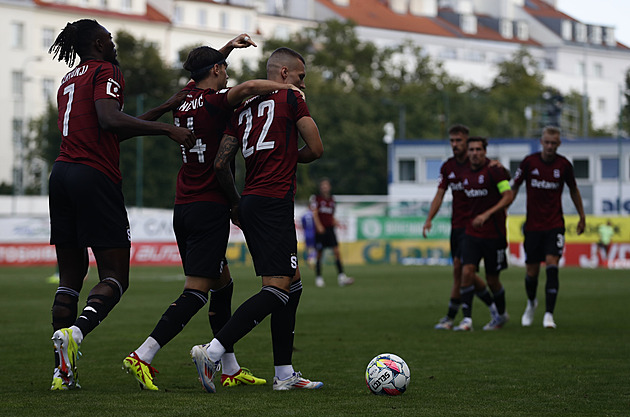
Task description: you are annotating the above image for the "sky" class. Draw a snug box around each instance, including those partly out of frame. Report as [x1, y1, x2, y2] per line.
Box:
[556, 0, 630, 47]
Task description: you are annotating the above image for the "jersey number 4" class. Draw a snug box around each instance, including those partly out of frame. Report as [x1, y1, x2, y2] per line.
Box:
[239, 99, 275, 158]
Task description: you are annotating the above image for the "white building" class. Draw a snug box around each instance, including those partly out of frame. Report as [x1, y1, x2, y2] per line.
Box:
[1, 0, 629, 192]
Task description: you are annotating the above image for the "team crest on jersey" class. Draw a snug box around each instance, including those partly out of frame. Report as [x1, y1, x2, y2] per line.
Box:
[448, 172, 456, 179]
[106, 78, 121, 98]
[553, 169, 560, 178]
[478, 174, 485, 184]
[531, 168, 540, 176]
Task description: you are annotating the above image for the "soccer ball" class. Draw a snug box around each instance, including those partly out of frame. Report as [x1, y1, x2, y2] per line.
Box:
[365, 353, 410, 396]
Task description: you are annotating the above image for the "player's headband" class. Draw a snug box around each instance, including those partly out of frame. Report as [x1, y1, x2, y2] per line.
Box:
[190, 59, 227, 79]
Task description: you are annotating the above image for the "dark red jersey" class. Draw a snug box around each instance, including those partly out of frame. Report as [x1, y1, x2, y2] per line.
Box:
[512, 152, 577, 231]
[173, 81, 234, 205]
[437, 157, 470, 229]
[309, 194, 335, 228]
[55, 60, 125, 183]
[225, 89, 310, 200]
[462, 160, 511, 240]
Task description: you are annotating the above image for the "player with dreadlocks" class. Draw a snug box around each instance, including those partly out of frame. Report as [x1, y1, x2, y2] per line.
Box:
[47, 19, 195, 390]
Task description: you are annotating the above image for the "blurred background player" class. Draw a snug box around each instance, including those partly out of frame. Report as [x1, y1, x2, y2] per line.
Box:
[122, 35, 299, 391]
[310, 178, 354, 287]
[423, 124, 498, 330]
[196, 47, 324, 392]
[301, 210, 317, 268]
[597, 220, 614, 267]
[512, 126, 586, 329]
[47, 19, 194, 390]
[456, 137, 513, 331]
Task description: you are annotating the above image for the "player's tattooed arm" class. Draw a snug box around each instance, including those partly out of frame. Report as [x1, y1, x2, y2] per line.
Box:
[215, 133, 242, 225]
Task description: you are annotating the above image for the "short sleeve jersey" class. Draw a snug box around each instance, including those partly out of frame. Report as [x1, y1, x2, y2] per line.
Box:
[225, 89, 310, 200]
[512, 152, 577, 231]
[55, 60, 125, 183]
[309, 194, 335, 228]
[437, 157, 470, 229]
[462, 160, 511, 240]
[172, 81, 234, 205]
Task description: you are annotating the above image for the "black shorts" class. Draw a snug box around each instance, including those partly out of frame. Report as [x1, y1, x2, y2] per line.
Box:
[173, 201, 230, 278]
[315, 227, 338, 251]
[524, 228, 565, 264]
[450, 227, 465, 260]
[462, 234, 508, 274]
[238, 195, 297, 277]
[49, 161, 130, 248]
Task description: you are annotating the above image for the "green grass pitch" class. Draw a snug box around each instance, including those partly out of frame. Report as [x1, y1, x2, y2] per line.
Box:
[0, 264, 628, 416]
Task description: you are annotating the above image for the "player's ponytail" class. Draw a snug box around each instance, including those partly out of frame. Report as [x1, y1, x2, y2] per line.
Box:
[49, 19, 101, 67]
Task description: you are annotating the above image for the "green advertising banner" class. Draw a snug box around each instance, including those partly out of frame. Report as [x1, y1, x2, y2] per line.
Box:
[357, 216, 451, 240]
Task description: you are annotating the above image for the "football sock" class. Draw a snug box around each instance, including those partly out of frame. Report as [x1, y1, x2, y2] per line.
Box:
[459, 285, 475, 318]
[68, 325, 84, 345]
[275, 365, 295, 381]
[150, 289, 208, 347]
[525, 274, 538, 301]
[52, 287, 79, 330]
[271, 280, 302, 366]
[475, 288, 495, 306]
[492, 286, 506, 315]
[215, 286, 289, 350]
[336, 260, 344, 275]
[447, 297, 461, 319]
[209, 280, 234, 352]
[221, 352, 240, 376]
[316, 259, 322, 276]
[135, 337, 160, 364]
[545, 265, 559, 313]
[75, 277, 123, 338]
[206, 338, 226, 363]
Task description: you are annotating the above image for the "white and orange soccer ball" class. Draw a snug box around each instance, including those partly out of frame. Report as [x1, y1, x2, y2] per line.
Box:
[365, 353, 410, 396]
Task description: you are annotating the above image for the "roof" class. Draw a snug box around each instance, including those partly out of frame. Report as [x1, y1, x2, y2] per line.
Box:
[33, 0, 170, 23]
[316, 0, 539, 45]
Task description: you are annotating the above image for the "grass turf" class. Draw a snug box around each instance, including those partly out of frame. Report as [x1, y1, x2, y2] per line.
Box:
[0, 264, 628, 416]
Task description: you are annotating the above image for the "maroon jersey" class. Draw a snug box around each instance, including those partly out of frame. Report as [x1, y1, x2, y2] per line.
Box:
[512, 152, 577, 231]
[55, 60, 125, 183]
[437, 157, 470, 229]
[309, 194, 335, 228]
[173, 81, 234, 205]
[462, 160, 511, 240]
[225, 89, 310, 200]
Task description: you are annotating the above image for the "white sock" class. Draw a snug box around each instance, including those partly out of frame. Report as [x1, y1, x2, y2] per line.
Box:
[206, 338, 226, 363]
[69, 325, 83, 345]
[221, 352, 240, 376]
[489, 303, 499, 317]
[275, 365, 294, 381]
[135, 337, 161, 363]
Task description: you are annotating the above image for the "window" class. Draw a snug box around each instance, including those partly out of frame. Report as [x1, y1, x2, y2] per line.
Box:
[573, 158, 589, 179]
[575, 23, 587, 42]
[561, 20, 573, 40]
[274, 25, 290, 40]
[425, 159, 442, 181]
[12, 71, 24, 96]
[500, 19, 513, 39]
[99, 0, 108, 8]
[594, 63, 603, 78]
[242, 14, 252, 32]
[461, 14, 477, 34]
[577, 61, 586, 77]
[220, 11, 229, 30]
[601, 157, 619, 179]
[43, 78, 55, 102]
[398, 159, 416, 182]
[516, 21, 529, 40]
[509, 160, 521, 177]
[174, 6, 182, 24]
[11, 22, 24, 48]
[604, 27, 616, 46]
[122, 0, 132, 11]
[589, 26, 602, 44]
[597, 98, 606, 113]
[42, 27, 54, 50]
[198, 9, 207, 27]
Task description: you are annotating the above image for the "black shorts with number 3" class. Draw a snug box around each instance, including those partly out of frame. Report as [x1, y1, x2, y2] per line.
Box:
[523, 228, 565, 264]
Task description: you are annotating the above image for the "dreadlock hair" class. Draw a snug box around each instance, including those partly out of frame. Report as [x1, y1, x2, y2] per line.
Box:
[183, 46, 226, 82]
[49, 19, 102, 67]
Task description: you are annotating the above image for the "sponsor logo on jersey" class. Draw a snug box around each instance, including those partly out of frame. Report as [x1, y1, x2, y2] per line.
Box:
[531, 168, 540, 176]
[450, 181, 464, 191]
[464, 188, 489, 198]
[530, 178, 560, 189]
[448, 171, 456, 179]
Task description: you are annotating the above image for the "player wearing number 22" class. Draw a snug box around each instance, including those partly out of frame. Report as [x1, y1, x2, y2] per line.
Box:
[197, 47, 324, 391]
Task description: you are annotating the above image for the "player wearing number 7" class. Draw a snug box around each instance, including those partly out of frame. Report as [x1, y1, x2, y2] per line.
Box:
[47, 19, 195, 391]
[123, 37, 304, 391]
[191, 47, 324, 392]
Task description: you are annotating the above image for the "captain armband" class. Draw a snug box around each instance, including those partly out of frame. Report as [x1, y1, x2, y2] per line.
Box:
[497, 180, 511, 193]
